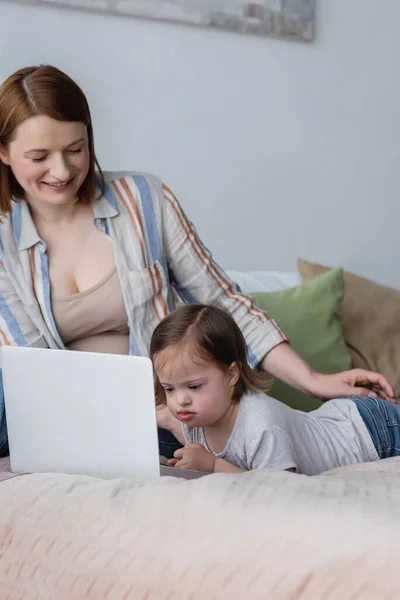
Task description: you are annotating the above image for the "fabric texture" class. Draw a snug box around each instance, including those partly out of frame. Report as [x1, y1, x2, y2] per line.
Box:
[183, 393, 377, 475]
[158, 427, 182, 460]
[1, 458, 400, 598]
[352, 396, 400, 459]
[183, 393, 297, 471]
[298, 258, 400, 400]
[252, 268, 352, 411]
[0, 456, 15, 482]
[51, 267, 130, 354]
[0, 172, 286, 453]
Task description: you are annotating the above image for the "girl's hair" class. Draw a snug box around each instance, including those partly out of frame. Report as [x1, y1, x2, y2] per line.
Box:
[0, 65, 105, 214]
[150, 303, 269, 406]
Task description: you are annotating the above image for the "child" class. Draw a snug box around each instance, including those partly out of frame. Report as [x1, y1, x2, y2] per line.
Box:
[150, 304, 399, 475]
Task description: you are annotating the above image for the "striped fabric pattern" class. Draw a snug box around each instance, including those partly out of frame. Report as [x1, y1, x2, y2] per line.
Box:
[0, 172, 286, 362]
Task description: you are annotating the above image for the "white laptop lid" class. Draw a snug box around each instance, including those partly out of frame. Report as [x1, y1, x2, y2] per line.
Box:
[2, 346, 160, 480]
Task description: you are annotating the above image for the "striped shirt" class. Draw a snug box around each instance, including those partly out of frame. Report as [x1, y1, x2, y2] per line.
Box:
[0, 172, 286, 451]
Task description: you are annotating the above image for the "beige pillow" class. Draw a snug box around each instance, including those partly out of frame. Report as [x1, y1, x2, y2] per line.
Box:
[298, 259, 400, 399]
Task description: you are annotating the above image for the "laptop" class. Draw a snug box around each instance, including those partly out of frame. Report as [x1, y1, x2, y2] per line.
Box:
[2, 346, 205, 481]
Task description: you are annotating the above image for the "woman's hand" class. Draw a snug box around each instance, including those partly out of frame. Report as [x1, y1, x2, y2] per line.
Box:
[307, 370, 395, 402]
[168, 444, 216, 472]
[261, 342, 396, 403]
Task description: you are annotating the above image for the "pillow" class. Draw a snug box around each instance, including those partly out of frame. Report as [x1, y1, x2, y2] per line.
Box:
[298, 258, 400, 400]
[252, 268, 352, 412]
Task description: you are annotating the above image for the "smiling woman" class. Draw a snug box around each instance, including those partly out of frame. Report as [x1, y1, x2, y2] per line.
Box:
[0, 66, 103, 214]
[2, 118, 89, 206]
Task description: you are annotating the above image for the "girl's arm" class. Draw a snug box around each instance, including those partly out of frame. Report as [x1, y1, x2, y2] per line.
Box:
[213, 457, 245, 473]
[214, 458, 296, 474]
[156, 405, 185, 444]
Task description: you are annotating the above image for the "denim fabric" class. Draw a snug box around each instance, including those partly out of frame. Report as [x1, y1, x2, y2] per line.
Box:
[0, 372, 8, 458]
[158, 428, 182, 460]
[351, 396, 400, 459]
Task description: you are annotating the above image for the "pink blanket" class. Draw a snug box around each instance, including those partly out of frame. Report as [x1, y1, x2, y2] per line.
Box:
[0, 456, 19, 482]
[0, 458, 400, 599]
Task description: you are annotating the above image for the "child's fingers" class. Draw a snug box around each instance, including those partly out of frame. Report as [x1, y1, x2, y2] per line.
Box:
[167, 458, 178, 466]
[173, 448, 184, 459]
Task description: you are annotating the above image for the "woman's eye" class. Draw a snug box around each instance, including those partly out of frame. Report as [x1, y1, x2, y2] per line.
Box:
[32, 148, 82, 163]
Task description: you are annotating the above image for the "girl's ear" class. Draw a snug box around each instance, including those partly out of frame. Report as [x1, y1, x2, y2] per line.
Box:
[228, 362, 240, 387]
[0, 143, 10, 165]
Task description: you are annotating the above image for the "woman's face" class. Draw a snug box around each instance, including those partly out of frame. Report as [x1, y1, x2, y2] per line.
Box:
[0, 115, 90, 208]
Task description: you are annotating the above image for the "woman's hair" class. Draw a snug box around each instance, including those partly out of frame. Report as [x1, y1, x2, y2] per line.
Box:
[0, 65, 105, 214]
[150, 303, 269, 406]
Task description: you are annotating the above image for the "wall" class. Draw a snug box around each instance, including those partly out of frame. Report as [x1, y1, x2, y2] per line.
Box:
[0, 0, 399, 288]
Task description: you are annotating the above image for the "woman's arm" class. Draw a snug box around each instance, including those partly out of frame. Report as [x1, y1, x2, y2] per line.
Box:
[160, 183, 286, 368]
[159, 182, 394, 402]
[260, 342, 314, 393]
[0, 262, 50, 454]
[261, 342, 395, 401]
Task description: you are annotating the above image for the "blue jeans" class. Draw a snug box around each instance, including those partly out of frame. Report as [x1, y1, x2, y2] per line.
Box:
[351, 396, 400, 458]
[0, 372, 8, 458]
[158, 428, 182, 459]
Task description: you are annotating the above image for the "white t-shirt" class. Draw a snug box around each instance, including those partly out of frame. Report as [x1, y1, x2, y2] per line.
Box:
[183, 393, 379, 475]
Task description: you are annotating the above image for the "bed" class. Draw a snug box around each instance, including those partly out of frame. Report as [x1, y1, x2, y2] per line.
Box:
[1, 456, 400, 599]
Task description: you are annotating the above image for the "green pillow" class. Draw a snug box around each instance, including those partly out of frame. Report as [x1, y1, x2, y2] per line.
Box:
[251, 268, 352, 412]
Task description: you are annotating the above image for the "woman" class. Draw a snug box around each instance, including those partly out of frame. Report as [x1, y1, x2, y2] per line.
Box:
[0, 65, 394, 458]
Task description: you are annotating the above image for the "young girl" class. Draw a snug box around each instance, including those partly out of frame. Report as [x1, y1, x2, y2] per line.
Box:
[150, 304, 399, 475]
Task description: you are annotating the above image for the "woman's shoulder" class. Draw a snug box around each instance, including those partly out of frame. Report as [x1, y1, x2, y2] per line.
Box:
[103, 170, 163, 192]
[0, 200, 21, 246]
[101, 171, 168, 212]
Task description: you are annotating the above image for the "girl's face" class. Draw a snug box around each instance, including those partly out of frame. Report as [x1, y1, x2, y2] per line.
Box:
[154, 346, 239, 428]
[0, 115, 90, 209]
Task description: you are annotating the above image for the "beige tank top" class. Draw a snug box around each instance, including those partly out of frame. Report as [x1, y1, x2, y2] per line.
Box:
[51, 267, 130, 354]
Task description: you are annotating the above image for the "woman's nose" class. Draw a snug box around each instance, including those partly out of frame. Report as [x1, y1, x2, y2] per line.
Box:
[48, 154, 71, 181]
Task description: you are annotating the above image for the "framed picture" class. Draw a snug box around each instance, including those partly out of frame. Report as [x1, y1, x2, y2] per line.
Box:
[8, 0, 315, 42]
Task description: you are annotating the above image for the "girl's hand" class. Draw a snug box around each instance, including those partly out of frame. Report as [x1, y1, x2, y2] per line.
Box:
[156, 405, 185, 444]
[167, 444, 216, 472]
